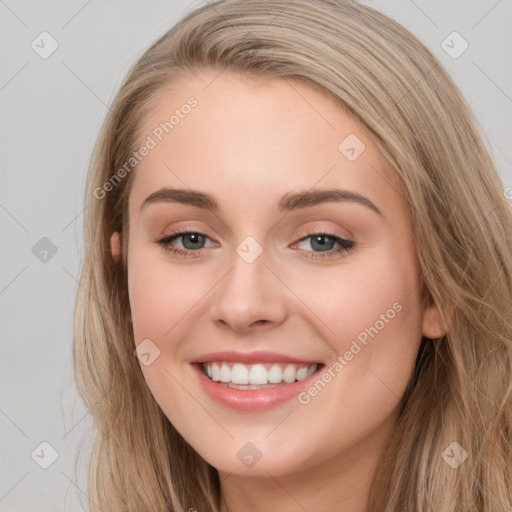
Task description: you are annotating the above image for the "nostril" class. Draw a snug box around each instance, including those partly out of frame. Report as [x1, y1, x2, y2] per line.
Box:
[252, 320, 270, 327]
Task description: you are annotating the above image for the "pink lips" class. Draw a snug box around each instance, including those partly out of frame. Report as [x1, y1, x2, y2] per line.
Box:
[191, 351, 323, 412]
[193, 350, 320, 365]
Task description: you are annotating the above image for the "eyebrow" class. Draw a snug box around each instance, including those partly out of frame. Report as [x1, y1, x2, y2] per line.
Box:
[140, 187, 383, 216]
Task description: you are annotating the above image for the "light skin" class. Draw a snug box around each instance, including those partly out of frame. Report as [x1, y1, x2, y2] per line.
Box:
[110, 69, 446, 512]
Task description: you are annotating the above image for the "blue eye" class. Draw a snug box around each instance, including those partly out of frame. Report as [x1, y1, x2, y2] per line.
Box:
[295, 231, 355, 259]
[156, 230, 213, 257]
[156, 229, 356, 260]
[173, 232, 207, 250]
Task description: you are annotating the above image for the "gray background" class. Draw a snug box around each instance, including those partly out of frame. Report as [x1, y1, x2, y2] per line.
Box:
[1, 1, 511, 511]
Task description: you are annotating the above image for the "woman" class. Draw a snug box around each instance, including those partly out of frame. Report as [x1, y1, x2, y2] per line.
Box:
[73, 0, 512, 510]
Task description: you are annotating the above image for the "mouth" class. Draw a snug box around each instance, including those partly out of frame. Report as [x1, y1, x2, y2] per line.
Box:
[197, 361, 323, 390]
[190, 350, 326, 410]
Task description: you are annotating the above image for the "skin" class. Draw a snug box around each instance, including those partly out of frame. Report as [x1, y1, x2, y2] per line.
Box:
[110, 69, 446, 512]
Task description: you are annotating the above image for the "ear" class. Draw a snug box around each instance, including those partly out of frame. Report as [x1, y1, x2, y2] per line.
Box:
[110, 231, 121, 262]
[422, 303, 447, 339]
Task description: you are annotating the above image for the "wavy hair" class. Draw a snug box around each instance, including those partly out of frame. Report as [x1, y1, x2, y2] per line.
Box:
[73, 1, 512, 510]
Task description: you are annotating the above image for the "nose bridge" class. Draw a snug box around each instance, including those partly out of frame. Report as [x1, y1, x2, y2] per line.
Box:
[209, 237, 287, 331]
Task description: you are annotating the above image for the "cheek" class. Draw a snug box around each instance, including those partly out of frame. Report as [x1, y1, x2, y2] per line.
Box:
[127, 247, 208, 342]
[283, 250, 424, 460]
[292, 248, 420, 336]
[126, 248, 205, 420]
[289, 246, 423, 389]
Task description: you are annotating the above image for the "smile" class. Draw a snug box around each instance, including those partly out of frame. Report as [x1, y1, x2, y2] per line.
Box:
[202, 361, 318, 389]
[192, 352, 325, 411]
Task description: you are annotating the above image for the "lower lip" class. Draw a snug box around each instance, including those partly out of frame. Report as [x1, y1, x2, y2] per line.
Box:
[192, 363, 323, 411]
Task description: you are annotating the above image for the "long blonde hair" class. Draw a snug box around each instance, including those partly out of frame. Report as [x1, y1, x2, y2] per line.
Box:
[73, 1, 512, 510]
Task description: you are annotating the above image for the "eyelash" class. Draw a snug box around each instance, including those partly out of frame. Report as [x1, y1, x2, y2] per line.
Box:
[155, 228, 356, 260]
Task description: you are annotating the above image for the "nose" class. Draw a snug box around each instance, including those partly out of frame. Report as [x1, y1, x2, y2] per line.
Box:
[209, 249, 288, 333]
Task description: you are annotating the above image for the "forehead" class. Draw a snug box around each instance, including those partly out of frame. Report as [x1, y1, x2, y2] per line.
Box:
[128, 69, 402, 218]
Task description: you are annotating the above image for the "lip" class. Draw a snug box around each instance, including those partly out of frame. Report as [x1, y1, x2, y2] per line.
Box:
[191, 357, 324, 412]
[192, 350, 321, 365]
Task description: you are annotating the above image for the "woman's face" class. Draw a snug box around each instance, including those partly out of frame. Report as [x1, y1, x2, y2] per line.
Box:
[113, 69, 445, 476]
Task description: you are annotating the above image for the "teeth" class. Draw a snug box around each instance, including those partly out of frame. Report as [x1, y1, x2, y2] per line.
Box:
[283, 365, 296, 383]
[212, 362, 221, 381]
[203, 361, 319, 386]
[268, 364, 282, 383]
[220, 363, 231, 383]
[249, 364, 268, 385]
[231, 363, 249, 384]
[296, 366, 308, 380]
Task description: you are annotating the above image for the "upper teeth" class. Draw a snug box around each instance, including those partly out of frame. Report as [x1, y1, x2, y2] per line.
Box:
[203, 362, 318, 385]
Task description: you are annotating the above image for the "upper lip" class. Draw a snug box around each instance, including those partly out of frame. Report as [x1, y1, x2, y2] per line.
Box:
[192, 351, 321, 365]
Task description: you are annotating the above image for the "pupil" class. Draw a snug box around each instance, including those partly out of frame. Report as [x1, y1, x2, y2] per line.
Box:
[183, 233, 204, 249]
[311, 235, 334, 252]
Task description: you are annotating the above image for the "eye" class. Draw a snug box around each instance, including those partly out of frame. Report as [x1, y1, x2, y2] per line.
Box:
[155, 228, 356, 260]
[156, 229, 215, 258]
[294, 231, 356, 259]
